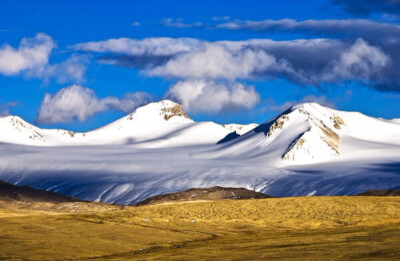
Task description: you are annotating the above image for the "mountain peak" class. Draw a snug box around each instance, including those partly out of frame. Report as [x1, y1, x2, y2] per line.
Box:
[128, 100, 190, 121]
[289, 102, 331, 114]
[158, 100, 190, 121]
[153, 99, 180, 108]
[0, 114, 45, 144]
[259, 102, 346, 164]
[1, 115, 23, 121]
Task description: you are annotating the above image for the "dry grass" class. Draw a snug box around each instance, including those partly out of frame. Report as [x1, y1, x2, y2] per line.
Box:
[0, 199, 120, 214]
[1, 196, 400, 260]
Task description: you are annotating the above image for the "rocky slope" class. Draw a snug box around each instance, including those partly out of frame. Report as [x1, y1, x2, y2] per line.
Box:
[0, 179, 118, 212]
[358, 188, 400, 196]
[136, 186, 270, 206]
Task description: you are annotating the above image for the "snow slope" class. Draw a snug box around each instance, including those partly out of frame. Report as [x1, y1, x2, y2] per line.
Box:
[1, 101, 400, 204]
[0, 116, 46, 145]
[222, 123, 258, 135]
[210, 103, 400, 164]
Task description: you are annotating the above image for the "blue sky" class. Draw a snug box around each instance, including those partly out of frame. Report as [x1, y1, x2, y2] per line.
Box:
[1, 0, 400, 131]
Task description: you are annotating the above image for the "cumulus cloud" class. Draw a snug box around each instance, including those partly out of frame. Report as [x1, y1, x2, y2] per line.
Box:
[73, 36, 398, 91]
[214, 18, 400, 76]
[0, 33, 55, 75]
[0, 33, 88, 83]
[213, 18, 400, 90]
[26, 54, 89, 83]
[321, 38, 389, 83]
[36, 85, 152, 124]
[147, 42, 283, 80]
[165, 80, 260, 113]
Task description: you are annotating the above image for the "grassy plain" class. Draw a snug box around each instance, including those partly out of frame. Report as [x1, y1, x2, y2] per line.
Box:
[1, 196, 400, 260]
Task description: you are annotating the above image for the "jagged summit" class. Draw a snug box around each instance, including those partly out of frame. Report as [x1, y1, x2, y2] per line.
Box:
[125, 100, 191, 122]
[212, 102, 352, 164]
[0, 115, 45, 144]
[272, 103, 345, 163]
[214, 101, 400, 165]
[289, 102, 327, 111]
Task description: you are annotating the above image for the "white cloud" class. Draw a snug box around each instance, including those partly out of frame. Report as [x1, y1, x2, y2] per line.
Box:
[72, 37, 200, 56]
[0, 33, 88, 83]
[36, 85, 152, 124]
[322, 38, 389, 82]
[131, 22, 141, 27]
[165, 80, 260, 113]
[0, 33, 55, 75]
[147, 42, 279, 80]
[73, 36, 397, 92]
[74, 36, 390, 85]
[27, 54, 89, 84]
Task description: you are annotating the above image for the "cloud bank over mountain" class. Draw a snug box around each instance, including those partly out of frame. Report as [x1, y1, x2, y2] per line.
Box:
[73, 36, 393, 91]
[2, 0, 400, 127]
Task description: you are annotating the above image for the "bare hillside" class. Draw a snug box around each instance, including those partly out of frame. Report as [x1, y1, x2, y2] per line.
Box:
[136, 186, 270, 206]
[0, 180, 119, 213]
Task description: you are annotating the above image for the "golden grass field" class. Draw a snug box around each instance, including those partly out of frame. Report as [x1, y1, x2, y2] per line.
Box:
[1, 196, 400, 260]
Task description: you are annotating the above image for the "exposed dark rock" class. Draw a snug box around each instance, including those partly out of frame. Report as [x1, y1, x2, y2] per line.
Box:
[0, 179, 79, 203]
[136, 186, 270, 206]
[357, 188, 400, 196]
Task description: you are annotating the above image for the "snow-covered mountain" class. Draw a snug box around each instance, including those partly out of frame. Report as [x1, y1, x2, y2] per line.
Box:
[0, 116, 47, 145]
[212, 102, 400, 164]
[0, 115, 86, 145]
[1, 101, 400, 204]
[0, 100, 246, 147]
